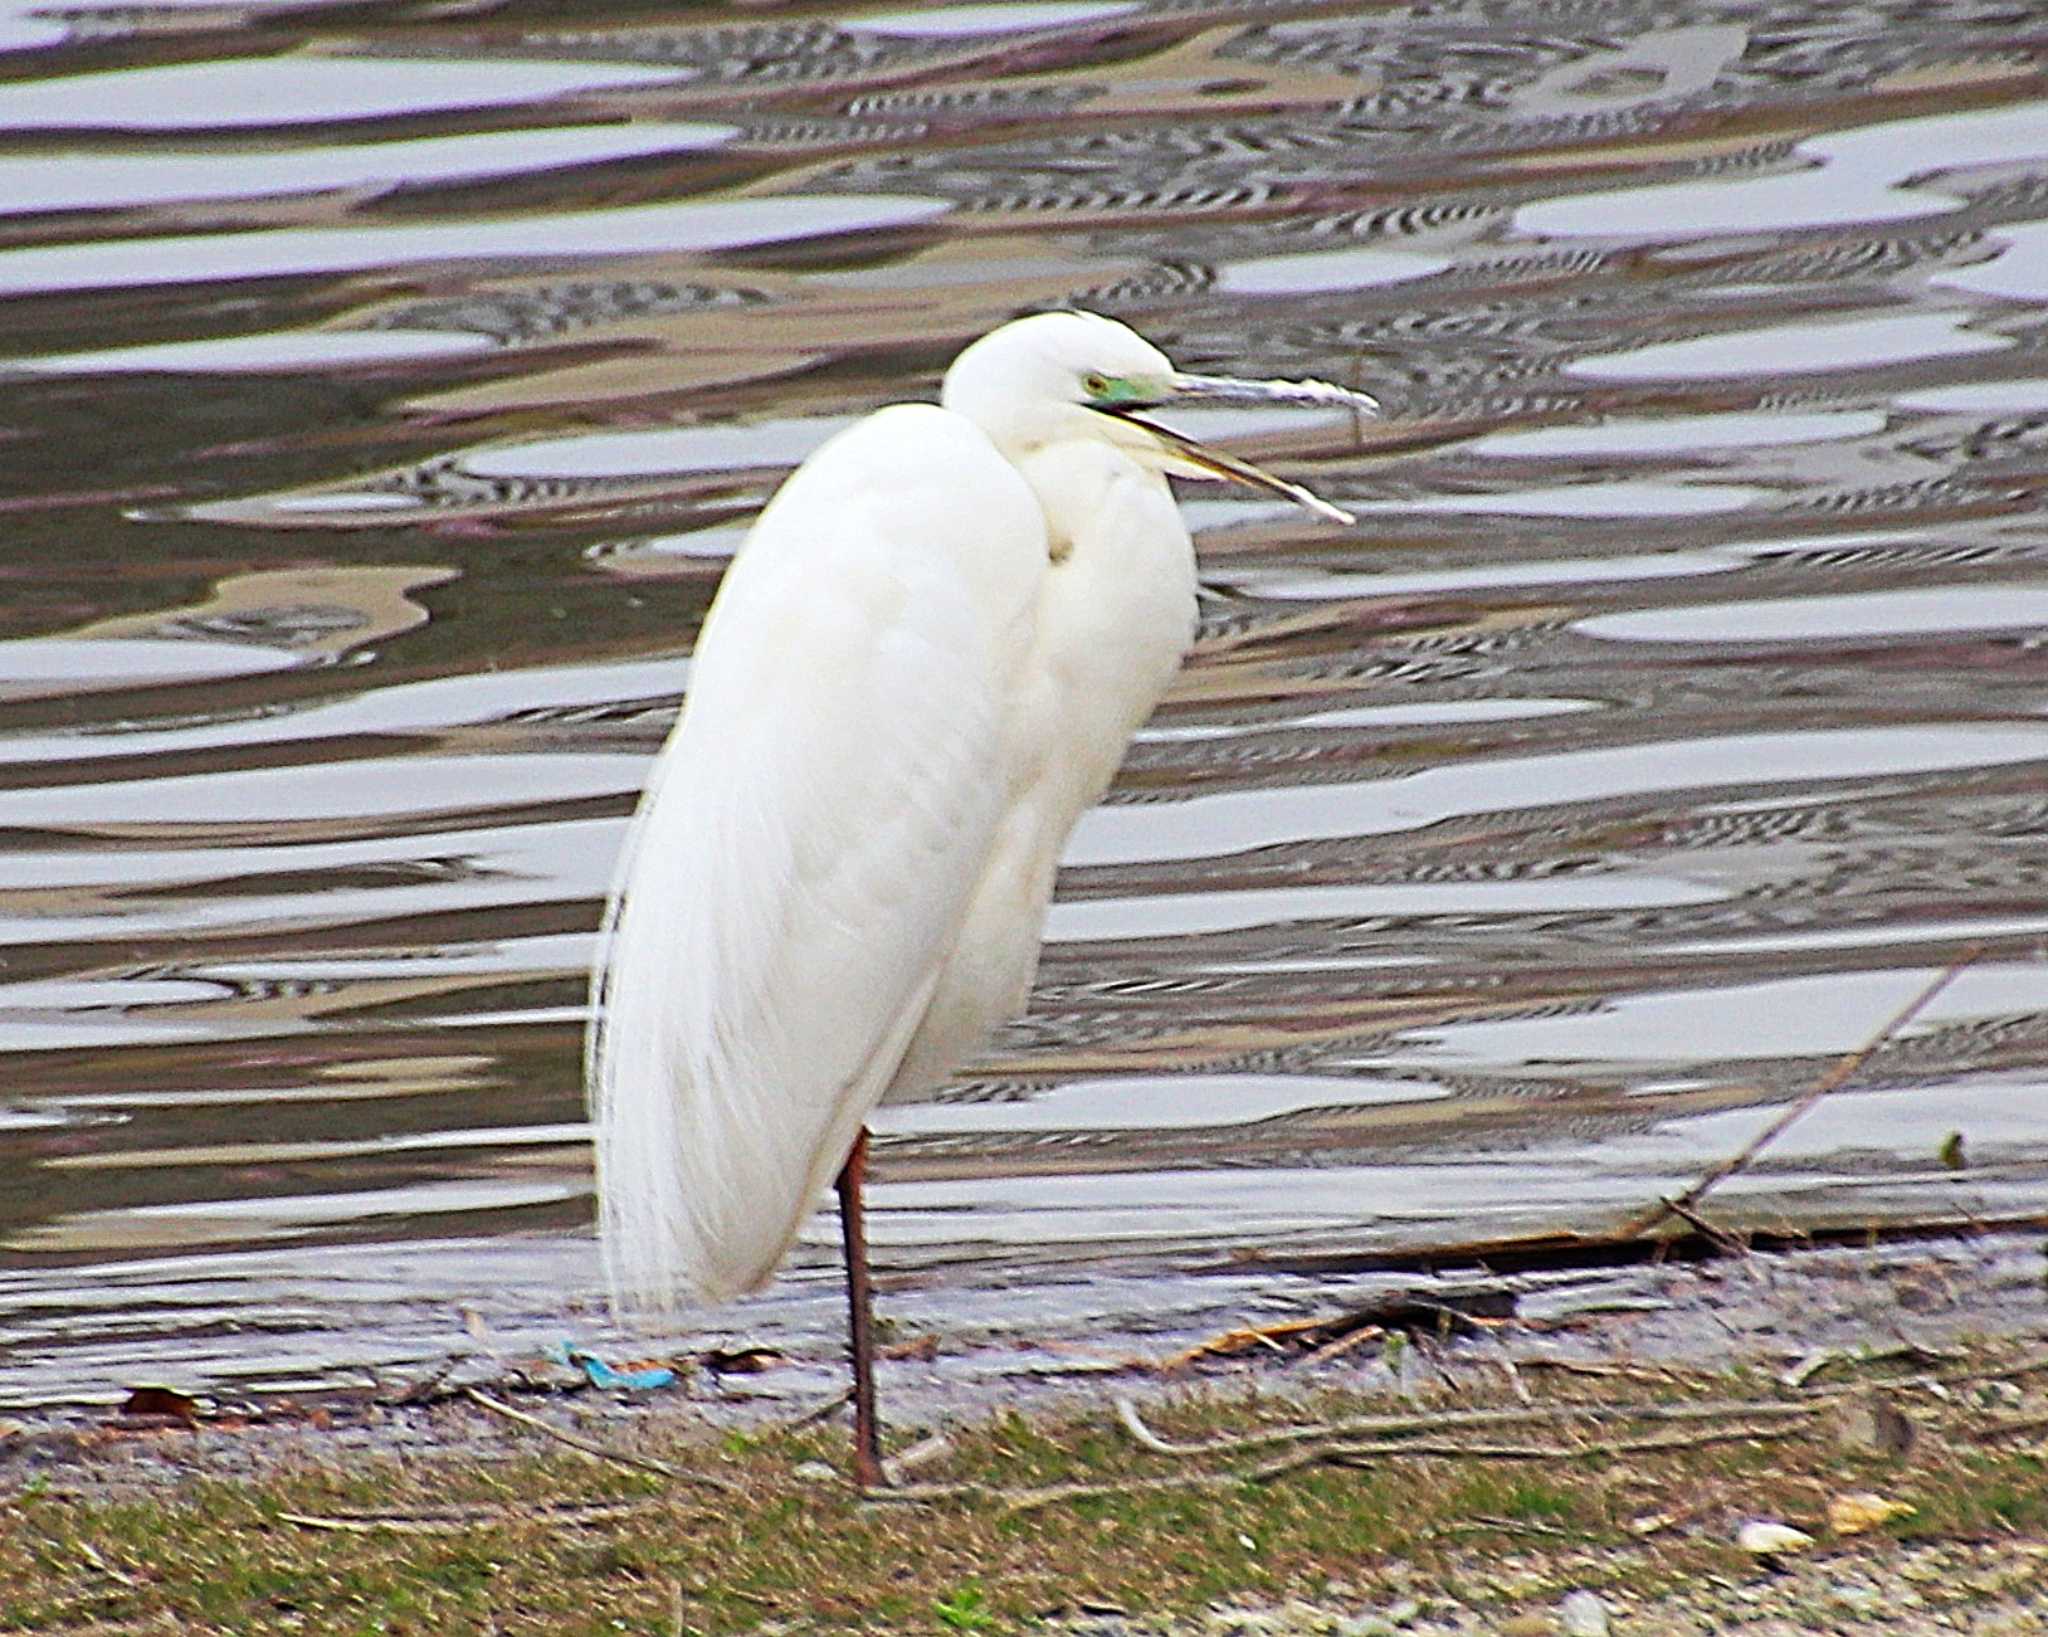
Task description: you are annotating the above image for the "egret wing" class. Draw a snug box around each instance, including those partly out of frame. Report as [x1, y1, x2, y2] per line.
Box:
[589, 405, 1045, 1305]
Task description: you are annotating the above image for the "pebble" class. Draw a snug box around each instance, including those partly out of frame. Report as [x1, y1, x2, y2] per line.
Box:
[1830, 1390, 1917, 1460]
[1206, 1610, 1285, 1635]
[1559, 1590, 1608, 1637]
[1829, 1581, 1883, 1612]
[1040, 1538, 2048, 1636]
[1335, 1597, 1421, 1636]
[1737, 1519, 1816, 1556]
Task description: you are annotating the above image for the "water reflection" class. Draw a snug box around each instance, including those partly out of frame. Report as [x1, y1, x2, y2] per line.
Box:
[1068, 726, 2048, 864]
[8, 330, 497, 377]
[1515, 98, 2048, 240]
[1579, 584, 2048, 642]
[0, 125, 737, 218]
[1387, 964, 2048, 1069]
[1568, 312, 2012, 380]
[0, 56, 696, 129]
[1935, 220, 2048, 300]
[0, 195, 949, 296]
[3, 0, 2047, 1404]
[1469, 410, 1889, 459]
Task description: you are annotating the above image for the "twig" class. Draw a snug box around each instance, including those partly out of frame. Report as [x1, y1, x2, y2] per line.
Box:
[867, 1405, 1816, 1514]
[1515, 1359, 1624, 1378]
[1110, 1391, 1821, 1459]
[1297, 1323, 1386, 1370]
[1514, 1359, 1688, 1386]
[1438, 1513, 1570, 1538]
[74, 1541, 138, 1587]
[995, 1468, 1256, 1514]
[379, 1353, 467, 1408]
[1923, 1342, 2048, 1391]
[781, 1384, 854, 1431]
[464, 1388, 736, 1493]
[281, 1510, 468, 1536]
[1973, 1412, 2048, 1443]
[884, 1432, 955, 1483]
[985, 1416, 1810, 1515]
[1115, 1396, 1179, 1454]
[858, 1466, 1261, 1508]
[1300, 1419, 1805, 1473]
[1663, 1198, 1749, 1255]
[279, 1501, 649, 1535]
[1784, 1349, 1844, 1389]
[1784, 1339, 1966, 1389]
[1161, 1318, 1326, 1368]
[1620, 950, 1980, 1238]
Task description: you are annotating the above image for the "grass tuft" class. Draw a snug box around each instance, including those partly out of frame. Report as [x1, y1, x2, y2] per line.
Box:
[5, 1347, 2048, 1634]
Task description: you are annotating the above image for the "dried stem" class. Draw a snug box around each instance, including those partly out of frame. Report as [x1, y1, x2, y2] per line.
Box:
[280, 1501, 650, 1535]
[1620, 949, 1980, 1239]
[1110, 1391, 1821, 1459]
[869, 1399, 1818, 1513]
[464, 1388, 736, 1493]
[780, 1384, 854, 1432]
[982, 1416, 1808, 1516]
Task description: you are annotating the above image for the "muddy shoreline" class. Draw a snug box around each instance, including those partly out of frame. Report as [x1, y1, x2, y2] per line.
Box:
[10, 1224, 2043, 1496]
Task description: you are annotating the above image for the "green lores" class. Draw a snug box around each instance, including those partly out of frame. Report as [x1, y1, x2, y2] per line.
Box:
[1081, 369, 1159, 407]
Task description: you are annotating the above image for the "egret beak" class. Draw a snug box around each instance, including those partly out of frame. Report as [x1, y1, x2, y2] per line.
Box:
[1089, 372, 1379, 525]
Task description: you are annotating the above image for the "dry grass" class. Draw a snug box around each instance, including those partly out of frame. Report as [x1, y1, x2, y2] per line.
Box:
[5, 1344, 2047, 1634]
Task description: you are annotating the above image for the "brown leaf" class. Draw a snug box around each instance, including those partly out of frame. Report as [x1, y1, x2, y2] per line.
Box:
[115, 1386, 202, 1424]
[701, 1346, 783, 1375]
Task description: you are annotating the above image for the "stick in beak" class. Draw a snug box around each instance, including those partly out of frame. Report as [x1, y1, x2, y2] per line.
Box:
[1091, 371, 1380, 525]
[1122, 416, 1361, 524]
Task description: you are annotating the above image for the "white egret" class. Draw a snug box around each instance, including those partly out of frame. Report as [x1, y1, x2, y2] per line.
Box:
[588, 311, 1375, 1485]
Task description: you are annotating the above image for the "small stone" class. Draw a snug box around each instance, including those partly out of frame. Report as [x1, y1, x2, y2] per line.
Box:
[1337, 1597, 1423, 1636]
[1560, 1590, 1609, 1637]
[1205, 1610, 1284, 1636]
[1830, 1391, 1916, 1460]
[1737, 1520, 1816, 1556]
[791, 1459, 838, 1482]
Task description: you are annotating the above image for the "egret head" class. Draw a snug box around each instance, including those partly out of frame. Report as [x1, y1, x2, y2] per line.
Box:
[940, 310, 1377, 523]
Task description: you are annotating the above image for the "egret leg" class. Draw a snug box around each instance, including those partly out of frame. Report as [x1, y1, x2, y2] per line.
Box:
[834, 1128, 885, 1488]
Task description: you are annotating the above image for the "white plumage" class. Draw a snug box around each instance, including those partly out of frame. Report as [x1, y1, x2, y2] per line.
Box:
[588, 312, 1372, 1321]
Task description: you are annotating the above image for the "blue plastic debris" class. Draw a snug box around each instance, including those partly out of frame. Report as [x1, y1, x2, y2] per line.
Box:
[546, 1341, 676, 1391]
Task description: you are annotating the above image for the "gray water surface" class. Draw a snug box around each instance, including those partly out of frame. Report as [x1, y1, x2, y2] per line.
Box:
[2, 0, 2046, 1406]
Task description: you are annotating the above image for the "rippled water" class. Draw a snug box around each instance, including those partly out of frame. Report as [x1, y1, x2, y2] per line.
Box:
[3, 0, 2046, 1406]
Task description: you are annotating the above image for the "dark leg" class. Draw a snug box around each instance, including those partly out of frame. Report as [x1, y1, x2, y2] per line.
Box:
[835, 1127, 885, 1488]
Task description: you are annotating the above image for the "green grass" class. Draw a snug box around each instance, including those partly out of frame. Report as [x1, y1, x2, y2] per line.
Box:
[4, 1351, 2046, 1634]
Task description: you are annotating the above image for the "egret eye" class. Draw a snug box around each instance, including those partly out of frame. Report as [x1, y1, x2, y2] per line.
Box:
[1081, 371, 1112, 399]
